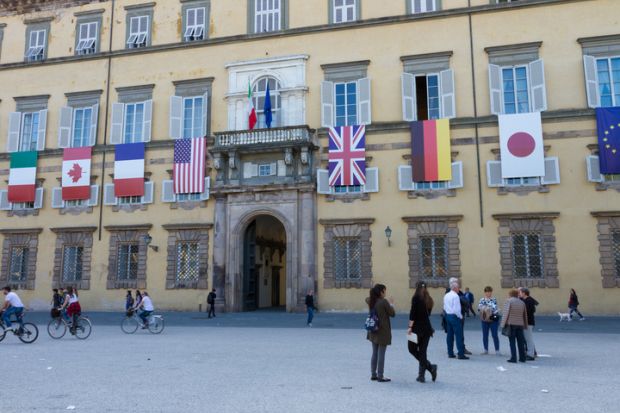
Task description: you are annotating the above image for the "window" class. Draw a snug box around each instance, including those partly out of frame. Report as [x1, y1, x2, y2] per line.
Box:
[19, 112, 40, 151]
[258, 163, 273, 176]
[504, 176, 540, 187]
[333, 0, 356, 23]
[334, 238, 361, 281]
[127, 16, 149, 48]
[65, 199, 86, 207]
[25, 29, 45, 61]
[103, 182, 154, 207]
[487, 157, 560, 189]
[9, 247, 28, 283]
[176, 192, 201, 202]
[502, 66, 530, 114]
[62, 246, 83, 282]
[415, 181, 447, 190]
[596, 57, 620, 107]
[254, 0, 281, 33]
[494, 0, 519, 3]
[76, 22, 98, 55]
[72, 107, 93, 147]
[123, 102, 145, 143]
[415, 74, 440, 120]
[117, 244, 139, 280]
[334, 185, 362, 193]
[511, 233, 543, 278]
[252, 77, 281, 128]
[183, 96, 205, 139]
[12, 201, 35, 211]
[410, 0, 438, 13]
[420, 236, 448, 278]
[176, 242, 200, 285]
[613, 232, 620, 279]
[184, 7, 206, 41]
[118, 195, 143, 205]
[335, 81, 358, 127]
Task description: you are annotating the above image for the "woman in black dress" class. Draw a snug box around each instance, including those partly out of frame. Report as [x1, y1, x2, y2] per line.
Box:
[407, 281, 437, 383]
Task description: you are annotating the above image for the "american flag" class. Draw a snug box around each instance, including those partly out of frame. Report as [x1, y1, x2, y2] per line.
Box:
[173, 137, 205, 194]
[328, 125, 366, 186]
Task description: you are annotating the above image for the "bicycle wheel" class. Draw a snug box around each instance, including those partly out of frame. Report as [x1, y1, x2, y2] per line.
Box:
[147, 316, 164, 334]
[74, 317, 92, 340]
[47, 318, 67, 339]
[121, 317, 139, 334]
[18, 323, 39, 344]
[0, 328, 5, 342]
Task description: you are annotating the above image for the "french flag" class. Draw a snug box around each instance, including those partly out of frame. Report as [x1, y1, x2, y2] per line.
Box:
[114, 143, 145, 197]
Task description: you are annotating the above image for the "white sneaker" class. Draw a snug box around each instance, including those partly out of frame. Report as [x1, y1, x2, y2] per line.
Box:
[480, 351, 488, 355]
[495, 351, 503, 356]
[308, 323, 312, 327]
[580, 317, 586, 321]
[4, 326, 15, 332]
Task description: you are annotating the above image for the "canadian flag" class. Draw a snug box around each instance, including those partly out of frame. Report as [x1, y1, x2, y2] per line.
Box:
[499, 112, 545, 179]
[62, 147, 91, 200]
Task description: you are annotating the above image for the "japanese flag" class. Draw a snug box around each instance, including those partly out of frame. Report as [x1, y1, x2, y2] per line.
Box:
[499, 112, 545, 179]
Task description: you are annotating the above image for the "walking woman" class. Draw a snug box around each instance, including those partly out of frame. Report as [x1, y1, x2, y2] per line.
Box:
[478, 286, 501, 355]
[366, 284, 395, 383]
[407, 281, 437, 383]
[568, 289, 585, 321]
[500, 289, 528, 363]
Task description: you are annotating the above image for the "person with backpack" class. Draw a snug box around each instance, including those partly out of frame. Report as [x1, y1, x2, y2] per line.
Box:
[478, 286, 501, 356]
[407, 281, 437, 383]
[207, 289, 216, 318]
[366, 284, 395, 382]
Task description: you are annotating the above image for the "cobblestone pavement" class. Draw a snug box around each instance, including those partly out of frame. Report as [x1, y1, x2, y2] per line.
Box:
[2, 312, 619, 412]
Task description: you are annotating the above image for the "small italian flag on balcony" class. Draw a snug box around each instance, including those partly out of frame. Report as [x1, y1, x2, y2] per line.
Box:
[8, 151, 37, 203]
[248, 81, 257, 130]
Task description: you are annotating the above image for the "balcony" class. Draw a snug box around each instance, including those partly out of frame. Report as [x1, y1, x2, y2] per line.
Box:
[213, 125, 313, 150]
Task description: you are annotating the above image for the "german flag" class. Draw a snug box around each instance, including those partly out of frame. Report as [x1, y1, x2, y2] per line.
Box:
[410, 119, 452, 182]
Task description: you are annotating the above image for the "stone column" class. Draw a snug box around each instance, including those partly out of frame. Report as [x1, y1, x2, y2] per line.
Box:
[212, 193, 227, 312]
[298, 189, 316, 310]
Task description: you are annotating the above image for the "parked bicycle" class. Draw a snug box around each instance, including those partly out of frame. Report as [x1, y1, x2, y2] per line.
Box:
[121, 309, 164, 334]
[47, 309, 92, 340]
[0, 310, 39, 344]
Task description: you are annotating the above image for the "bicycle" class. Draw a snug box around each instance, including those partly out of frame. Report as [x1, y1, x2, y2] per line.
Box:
[47, 311, 92, 340]
[121, 309, 164, 334]
[0, 310, 39, 344]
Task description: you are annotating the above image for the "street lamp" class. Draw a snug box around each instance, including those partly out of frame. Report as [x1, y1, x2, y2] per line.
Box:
[384, 226, 392, 247]
[143, 234, 159, 252]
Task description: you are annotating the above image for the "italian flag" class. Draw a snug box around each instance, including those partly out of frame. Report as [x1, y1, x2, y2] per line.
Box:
[247, 81, 257, 130]
[8, 151, 37, 203]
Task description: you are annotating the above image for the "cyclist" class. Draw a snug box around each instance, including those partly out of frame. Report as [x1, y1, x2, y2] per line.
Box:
[135, 291, 154, 328]
[2, 286, 24, 332]
[61, 286, 81, 334]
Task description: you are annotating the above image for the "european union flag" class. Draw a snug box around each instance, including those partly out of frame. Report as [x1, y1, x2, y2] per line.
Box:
[596, 107, 620, 174]
[264, 82, 272, 128]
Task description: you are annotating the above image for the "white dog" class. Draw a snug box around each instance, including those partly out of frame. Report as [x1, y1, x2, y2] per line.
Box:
[558, 312, 571, 322]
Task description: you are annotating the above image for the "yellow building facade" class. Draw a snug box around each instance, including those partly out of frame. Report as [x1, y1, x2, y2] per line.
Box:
[0, 0, 619, 314]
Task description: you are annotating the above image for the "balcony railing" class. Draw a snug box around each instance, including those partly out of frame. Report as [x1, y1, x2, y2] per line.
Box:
[214, 125, 312, 148]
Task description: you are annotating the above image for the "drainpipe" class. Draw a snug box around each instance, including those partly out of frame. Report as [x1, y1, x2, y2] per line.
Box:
[468, 0, 484, 228]
[98, 0, 115, 241]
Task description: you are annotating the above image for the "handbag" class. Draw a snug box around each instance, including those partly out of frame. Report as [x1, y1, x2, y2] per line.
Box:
[501, 325, 511, 337]
[364, 308, 380, 332]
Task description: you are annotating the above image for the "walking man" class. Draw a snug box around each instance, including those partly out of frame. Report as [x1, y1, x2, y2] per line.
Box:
[207, 289, 217, 318]
[464, 287, 475, 317]
[443, 278, 468, 360]
[519, 287, 538, 360]
[305, 290, 315, 327]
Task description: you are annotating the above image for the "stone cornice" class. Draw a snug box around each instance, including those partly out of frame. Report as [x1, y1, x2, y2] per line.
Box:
[0, 227, 43, 234]
[591, 211, 620, 218]
[104, 224, 153, 231]
[492, 212, 560, 220]
[400, 51, 453, 62]
[74, 8, 106, 17]
[402, 215, 463, 223]
[484, 41, 543, 55]
[124, 2, 156, 11]
[319, 218, 375, 225]
[320, 60, 371, 71]
[50, 226, 97, 233]
[162, 223, 213, 231]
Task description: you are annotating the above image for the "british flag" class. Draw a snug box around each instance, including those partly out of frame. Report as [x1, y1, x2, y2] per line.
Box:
[328, 125, 366, 186]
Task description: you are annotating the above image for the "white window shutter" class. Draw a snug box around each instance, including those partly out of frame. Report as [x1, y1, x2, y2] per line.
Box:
[87, 184, 99, 206]
[110, 103, 125, 144]
[7, 112, 22, 153]
[586, 155, 604, 183]
[440, 69, 456, 119]
[0, 190, 11, 210]
[486, 160, 503, 187]
[169, 95, 183, 140]
[316, 169, 332, 194]
[277, 160, 286, 177]
[51, 187, 64, 208]
[447, 161, 464, 189]
[401, 72, 417, 122]
[363, 167, 379, 193]
[583, 55, 600, 109]
[270, 162, 277, 176]
[251, 163, 258, 177]
[488, 64, 503, 116]
[143, 99, 153, 142]
[357, 77, 372, 125]
[103, 183, 117, 205]
[398, 165, 414, 191]
[161, 180, 175, 202]
[321, 81, 335, 128]
[200, 177, 210, 201]
[58, 106, 73, 148]
[529, 59, 547, 112]
[540, 157, 560, 185]
[202, 91, 209, 137]
[36, 109, 48, 151]
[243, 162, 254, 179]
[33, 187, 44, 209]
[142, 181, 154, 204]
[89, 103, 99, 146]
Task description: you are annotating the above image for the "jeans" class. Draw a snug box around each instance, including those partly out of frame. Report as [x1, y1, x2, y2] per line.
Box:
[569, 306, 584, 319]
[139, 310, 153, 325]
[208, 304, 215, 318]
[408, 332, 432, 376]
[307, 307, 314, 325]
[523, 325, 536, 357]
[507, 325, 526, 362]
[446, 314, 464, 357]
[3, 306, 24, 328]
[481, 320, 500, 352]
[371, 343, 387, 379]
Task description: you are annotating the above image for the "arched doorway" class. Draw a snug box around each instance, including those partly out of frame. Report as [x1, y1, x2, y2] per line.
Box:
[242, 215, 286, 311]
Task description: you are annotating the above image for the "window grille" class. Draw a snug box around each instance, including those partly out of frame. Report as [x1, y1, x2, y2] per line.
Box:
[117, 244, 139, 280]
[255, 0, 281, 33]
[176, 242, 200, 285]
[613, 232, 620, 279]
[511, 233, 543, 278]
[9, 247, 28, 282]
[62, 246, 83, 282]
[334, 237, 361, 280]
[420, 236, 448, 278]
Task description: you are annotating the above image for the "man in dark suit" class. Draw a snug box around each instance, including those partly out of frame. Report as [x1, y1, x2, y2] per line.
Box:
[207, 289, 216, 318]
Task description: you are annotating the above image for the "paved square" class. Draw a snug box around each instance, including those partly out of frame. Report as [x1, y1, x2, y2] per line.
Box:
[3, 313, 619, 412]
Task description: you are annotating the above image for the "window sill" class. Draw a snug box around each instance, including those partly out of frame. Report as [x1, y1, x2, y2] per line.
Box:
[166, 280, 208, 289]
[323, 279, 372, 289]
[325, 193, 370, 203]
[59, 206, 94, 215]
[107, 279, 140, 290]
[407, 189, 456, 199]
[112, 204, 149, 213]
[500, 277, 559, 289]
[7, 209, 40, 217]
[169, 200, 208, 210]
[55, 280, 90, 290]
[497, 185, 550, 196]
[595, 182, 620, 192]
